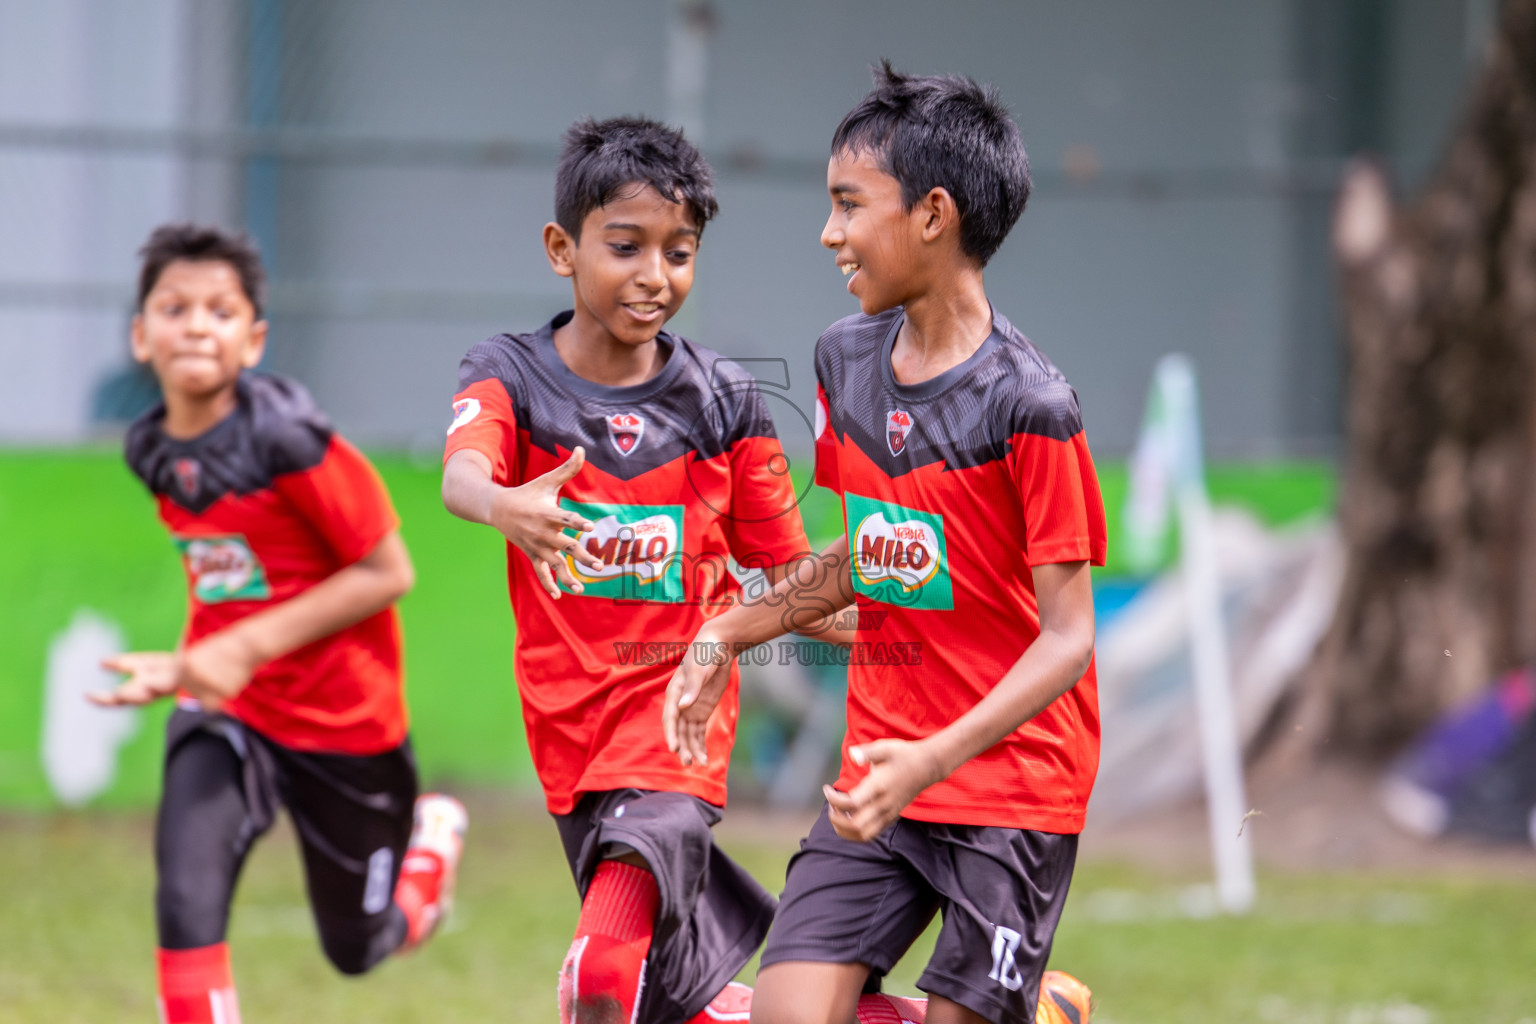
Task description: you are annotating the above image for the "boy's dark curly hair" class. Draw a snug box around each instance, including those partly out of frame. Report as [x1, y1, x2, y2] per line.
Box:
[555, 116, 719, 239]
[832, 60, 1032, 266]
[137, 223, 267, 318]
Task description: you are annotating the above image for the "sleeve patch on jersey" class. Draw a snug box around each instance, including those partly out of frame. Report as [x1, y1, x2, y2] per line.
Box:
[843, 492, 954, 610]
[447, 397, 482, 436]
[173, 534, 272, 603]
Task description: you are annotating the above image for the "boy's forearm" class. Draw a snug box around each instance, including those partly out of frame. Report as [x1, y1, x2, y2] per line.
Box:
[442, 449, 499, 525]
[216, 532, 414, 669]
[707, 536, 856, 648]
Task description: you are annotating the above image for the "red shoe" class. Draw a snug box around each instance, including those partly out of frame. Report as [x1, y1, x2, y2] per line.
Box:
[395, 793, 468, 951]
[1036, 970, 1092, 1024]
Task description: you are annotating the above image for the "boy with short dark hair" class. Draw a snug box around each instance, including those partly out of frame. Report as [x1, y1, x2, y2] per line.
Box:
[441, 116, 812, 1024]
[93, 223, 465, 1024]
[664, 64, 1104, 1024]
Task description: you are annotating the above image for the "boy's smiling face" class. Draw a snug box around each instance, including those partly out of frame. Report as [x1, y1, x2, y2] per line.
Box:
[822, 147, 925, 315]
[547, 183, 700, 347]
[131, 259, 267, 400]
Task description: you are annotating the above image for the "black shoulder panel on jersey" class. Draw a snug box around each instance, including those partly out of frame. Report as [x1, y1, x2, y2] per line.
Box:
[124, 372, 334, 514]
[248, 374, 334, 475]
[458, 334, 531, 402]
[700, 354, 781, 448]
[817, 308, 1083, 479]
[1008, 376, 1085, 443]
[455, 319, 782, 481]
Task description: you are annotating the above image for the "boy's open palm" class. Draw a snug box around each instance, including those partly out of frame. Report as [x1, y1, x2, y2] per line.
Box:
[489, 446, 604, 599]
[662, 634, 733, 767]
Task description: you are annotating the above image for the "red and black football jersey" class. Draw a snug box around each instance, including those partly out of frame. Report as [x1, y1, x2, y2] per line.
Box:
[814, 307, 1107, 832]
[125, 373, 406, 755]
[444, 313, 811, 814]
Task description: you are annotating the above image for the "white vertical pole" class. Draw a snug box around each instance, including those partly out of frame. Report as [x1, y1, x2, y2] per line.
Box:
[1160, 355, 1256, 913]
[666, 0, 711, 145]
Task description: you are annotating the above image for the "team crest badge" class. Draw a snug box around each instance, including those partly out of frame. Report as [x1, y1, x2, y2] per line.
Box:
[173, 458, 201, 498]
[608, 412, 645, 456]
[886, 410, 914, 456]
[447, 397, 481, 435]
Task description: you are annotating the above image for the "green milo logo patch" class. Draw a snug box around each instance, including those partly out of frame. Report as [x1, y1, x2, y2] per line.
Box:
[844, 492, 953, 610]
[559, 499, 686, 603]
[173, 534, 272, 603]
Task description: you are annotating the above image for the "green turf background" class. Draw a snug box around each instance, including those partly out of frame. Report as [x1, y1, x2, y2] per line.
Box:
[0, 449, 1334, 808]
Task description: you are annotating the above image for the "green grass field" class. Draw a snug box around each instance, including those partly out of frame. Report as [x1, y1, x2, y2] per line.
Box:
[3, 798, 1534, 1023]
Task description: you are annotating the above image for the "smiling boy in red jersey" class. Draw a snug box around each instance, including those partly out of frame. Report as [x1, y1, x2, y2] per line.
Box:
[664, 65, 1103, 1024]
[441, 117, 811, 1024]
[92, 224, 466, 1024]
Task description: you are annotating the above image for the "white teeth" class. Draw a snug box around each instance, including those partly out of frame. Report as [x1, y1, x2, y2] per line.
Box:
[840, 263, 860, 276]
[629, 303, 660, 313]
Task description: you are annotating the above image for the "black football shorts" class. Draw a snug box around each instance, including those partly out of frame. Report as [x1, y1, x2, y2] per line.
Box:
[155, 707, 418, 974]
[760, 806, 1078, 1024]
[555, 788, 777, 1024]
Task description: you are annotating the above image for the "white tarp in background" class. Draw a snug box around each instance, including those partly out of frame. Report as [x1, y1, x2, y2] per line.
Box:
[1091, 509, 1342, 825]
[41, 608, 138, 806]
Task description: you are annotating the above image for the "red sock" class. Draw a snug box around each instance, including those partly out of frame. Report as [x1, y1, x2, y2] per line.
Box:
[157, 944, 241, 1024]
[394, 847, 445, 947]
[558, 861, 660, 1024]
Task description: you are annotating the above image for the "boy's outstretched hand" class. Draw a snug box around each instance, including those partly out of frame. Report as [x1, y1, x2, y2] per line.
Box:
[662, 632, 734, 767]
[88, 632, 260, 712]
[823, 739, 946, 842]
[488, 446, 604, 599]
[87, 652, 179, 707]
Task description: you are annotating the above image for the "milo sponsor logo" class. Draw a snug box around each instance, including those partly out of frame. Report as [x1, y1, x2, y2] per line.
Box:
[844, 493, 953, 610]
[560, 500, 685, 603]
[173, 534, 271, 603]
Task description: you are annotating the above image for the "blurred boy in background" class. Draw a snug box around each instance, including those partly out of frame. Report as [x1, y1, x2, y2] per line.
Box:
[93, 224, 465, 1024]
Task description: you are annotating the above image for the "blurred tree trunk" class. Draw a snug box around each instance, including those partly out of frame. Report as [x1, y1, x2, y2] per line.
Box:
[1307, 0, 1536, 758]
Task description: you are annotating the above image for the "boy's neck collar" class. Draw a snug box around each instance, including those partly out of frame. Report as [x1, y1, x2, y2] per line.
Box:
[888, 273, 995, 386]
[160, 374, 246, 441]
[548, 308, 673, 389]
[538, 312, 682, 401]
[880, 305, 1002, 399]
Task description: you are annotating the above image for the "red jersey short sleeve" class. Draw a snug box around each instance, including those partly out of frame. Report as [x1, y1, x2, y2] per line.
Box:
[813, 380, 840, 494]
[443, 376, 519, 485]
[273, 435, 400, 565]
[1013, 431, 1107, 568]
[722, 387, 813, 569]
